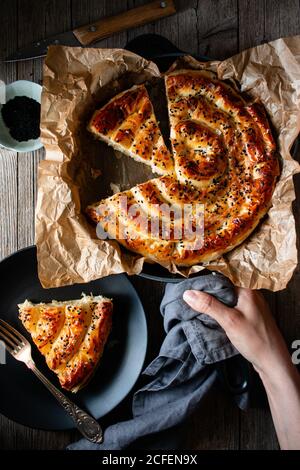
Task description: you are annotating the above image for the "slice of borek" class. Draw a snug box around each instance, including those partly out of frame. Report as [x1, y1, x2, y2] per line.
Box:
[88, 84, 174, 176]
[18, 294, 113, 393]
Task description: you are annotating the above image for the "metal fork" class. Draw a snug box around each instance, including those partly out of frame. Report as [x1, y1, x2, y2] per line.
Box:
[0, 318, 103, 444]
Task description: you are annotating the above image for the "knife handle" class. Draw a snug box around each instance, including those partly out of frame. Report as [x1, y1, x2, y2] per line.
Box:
[73, 0, 176, 47]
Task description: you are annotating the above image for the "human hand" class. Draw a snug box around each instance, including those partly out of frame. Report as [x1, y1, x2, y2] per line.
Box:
[183, 287, 292, 378]
[183, 286, 300, 449]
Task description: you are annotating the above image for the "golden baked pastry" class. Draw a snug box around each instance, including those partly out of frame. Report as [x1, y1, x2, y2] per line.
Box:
[86, 69, 279, 266]
[88, 84, 174, 175]
[18, 294, 113, 393]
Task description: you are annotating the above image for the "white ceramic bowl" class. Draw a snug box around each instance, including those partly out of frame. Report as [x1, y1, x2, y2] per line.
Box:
[0, 80, 43, 152]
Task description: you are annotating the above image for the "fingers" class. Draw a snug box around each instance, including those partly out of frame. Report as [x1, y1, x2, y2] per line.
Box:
[183, 290, 240, 329]
[235, 287, 272, 320]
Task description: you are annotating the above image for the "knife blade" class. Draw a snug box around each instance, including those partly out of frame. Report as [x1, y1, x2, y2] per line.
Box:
[5, 31, 81, 62]
[5, 0, 176, 62]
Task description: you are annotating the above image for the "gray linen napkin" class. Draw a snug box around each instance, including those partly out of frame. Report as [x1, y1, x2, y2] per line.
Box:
[68, 273, 247, 450]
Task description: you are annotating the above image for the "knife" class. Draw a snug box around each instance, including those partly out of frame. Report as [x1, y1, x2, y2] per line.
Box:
[5, 0, 176, 62]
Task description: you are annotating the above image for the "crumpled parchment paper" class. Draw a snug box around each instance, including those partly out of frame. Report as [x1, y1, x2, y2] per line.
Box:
[36, 37, 300, 291]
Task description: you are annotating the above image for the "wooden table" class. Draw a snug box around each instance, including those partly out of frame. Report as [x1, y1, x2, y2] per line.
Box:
[0, 0, 299, 450]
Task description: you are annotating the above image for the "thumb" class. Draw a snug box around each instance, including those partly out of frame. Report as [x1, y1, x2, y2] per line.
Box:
[183, 289, 238, 329]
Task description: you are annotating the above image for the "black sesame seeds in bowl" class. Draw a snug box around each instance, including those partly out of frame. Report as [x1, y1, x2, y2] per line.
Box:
[0, 80, 43, 152]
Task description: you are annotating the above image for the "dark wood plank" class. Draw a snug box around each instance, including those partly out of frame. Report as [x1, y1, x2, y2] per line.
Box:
[264, 0, 300, 359]
[184, 389, 241, 450]
[238, 0, 265, 50]
[239, 0, 300, 450]
[238, 0, 278, 451]
[265, 0, 300, 41]
[0, 0, 29, 450]
[0, 150, 18, 259]
[15, 0, 46, 249]
[196, 0, 238, 59]
[0, 0, 20, 450]
[126, 0, 241, 452]
[0, 1, 18, 260]
[182, 0, 240, 450]
[13, 0, 73, 449]
[0, 0, 75, 450]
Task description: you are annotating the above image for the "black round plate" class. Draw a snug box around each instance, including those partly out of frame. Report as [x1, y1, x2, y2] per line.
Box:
[0, 246, 147, 430]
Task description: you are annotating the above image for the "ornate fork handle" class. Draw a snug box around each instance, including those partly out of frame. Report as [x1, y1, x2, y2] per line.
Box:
[28, 361, 103, 444]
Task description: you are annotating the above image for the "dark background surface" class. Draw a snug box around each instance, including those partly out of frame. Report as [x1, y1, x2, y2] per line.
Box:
[0, 0, 299, 450]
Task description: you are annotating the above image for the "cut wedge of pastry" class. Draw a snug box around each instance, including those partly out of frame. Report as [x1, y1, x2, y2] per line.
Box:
[18, 294, 113, 393]
[88, 84, 174, 175]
